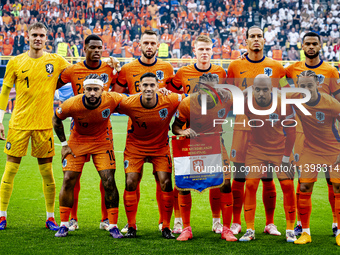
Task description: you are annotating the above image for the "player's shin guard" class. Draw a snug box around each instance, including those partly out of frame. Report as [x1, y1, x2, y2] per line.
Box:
[262, 180, 276, 226]
[244, 179, 260, 230]
[298, 192, 312, 229]
[0, 161, 20, 211]
[161, 191, 174, 229]
[231, 180, 245, 224]
[156, 181, 164, 224]
[221, 192, 233, 228]
[178, 193, 192, 229]
[296, 182, 301, 223]
[335, 193, 340, 229]
[328, 184, 337, 224]
[279, 179, 296, 230]
[70, 174, 81, 221]
[173, 187, 181, 218]
[209, 188, 221, 218]
[60, 206, 72, 223]
[107, 208, 119, 225]
[100, 179, 108, 221]
[39, 163, 56, 214]
[124, 190, 138, 229]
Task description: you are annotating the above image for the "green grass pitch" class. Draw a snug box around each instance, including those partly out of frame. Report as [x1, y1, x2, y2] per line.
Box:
[0, 114, 338, 254]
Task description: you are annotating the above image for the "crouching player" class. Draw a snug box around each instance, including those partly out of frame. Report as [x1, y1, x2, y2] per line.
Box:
[172, 73, 237, 241]
[117, 72, 185, 239]
[239, 74, 297, 242]
[292, 70, 340, 245]
[52, 74, 124, 238]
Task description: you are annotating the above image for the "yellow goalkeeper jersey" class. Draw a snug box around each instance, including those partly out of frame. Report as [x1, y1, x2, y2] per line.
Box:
[3, 52, 70, 130]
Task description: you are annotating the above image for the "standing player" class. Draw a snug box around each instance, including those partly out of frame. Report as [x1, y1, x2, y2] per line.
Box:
[285, 32, 340, 236]
[57, 34, 119, 231]
[118, 72, 184, 239]
[0, 22, 70, 230]
[172, 73, 237, 242]
[169, 35, 227, 234]
[227, 26, 287, 235]
[113, 30, 174, 232]
[53, 74, 124, 238]
[239, 74, 296, 242]
[291, 71, 340, 246]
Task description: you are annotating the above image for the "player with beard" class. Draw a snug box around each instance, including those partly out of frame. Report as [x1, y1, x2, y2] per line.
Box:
[285, 32, 340, 237]
[113, 30, 174, 233]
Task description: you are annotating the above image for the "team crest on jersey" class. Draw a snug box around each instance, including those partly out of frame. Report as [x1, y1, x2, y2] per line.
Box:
[231, 149, 236, 158]
[124, 160, 129, 169]
[6, 142, 11, 150]
[269, 113, 279, 123]
[57, 107, 62, 114]
[264, 67, 273, 77]
[45, 64, 54, 74]
[62, 159, 67, 167]
[315, 111, 325, 121]
[218, 108, 226, 118]
[294, 153, 299, 163]
[159, 108, 168, 119]
[102, 108, 111, 118]
[100, 73, 109, 84]
[317, 74, 325, 84]
[156, 70, 164, 80]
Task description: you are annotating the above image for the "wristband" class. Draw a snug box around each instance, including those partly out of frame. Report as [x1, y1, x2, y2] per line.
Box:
[282, 155, 290, 163]
[0, 109, 4, 124]
[61, 141, 68, 147]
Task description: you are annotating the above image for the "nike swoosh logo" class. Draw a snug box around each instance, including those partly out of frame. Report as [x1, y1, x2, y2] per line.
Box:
[22, 70, 29, 73]
[226, 204, 232, 206]
[3, 181, 10, 184]
[165, 205, 172, 208]
[180, 205, 185, 207]
[240, 71, 247, 74]
[133, 74, 141, 77]
[135, 116, 141, 119]
[78, 77, 85, 80]
[48, 150, 53, 153]
[126, 205, 133, 208]
[288, 211, 295, 214]
[110, 163, 115, 165]
[245, 209, 252, 212]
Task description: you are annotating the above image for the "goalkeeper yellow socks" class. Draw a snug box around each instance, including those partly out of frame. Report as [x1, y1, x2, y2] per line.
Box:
[0, 161, 20, 212]
[38, 163, 56, 216]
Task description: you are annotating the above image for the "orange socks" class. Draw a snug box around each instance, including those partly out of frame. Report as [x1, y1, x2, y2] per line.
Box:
[296, 182, 301, 223]
[231, 180, 245, 224]
[209, 188, 221, 218]
[100, 180, 108, 221]
[328, 183, 336, 223]
[107, 208, 119, 225]
[60, 206, 72, 222]
[136, 183, 140, 204]
[335, 193, 340, 229]
[124, 190, 138, 229]
[221, 192, 233, 228]
[161, 191, 174, 229]
[279, 179, 296, 230]
[244, 179, 260, 230]
[70, 174, 81, 221]
[173, 187, 181, 218]
[262, 180, 276, 226]
[156, 181, 164, 224]
[298, 192, 312, 229]
[178, 193, 192, 229]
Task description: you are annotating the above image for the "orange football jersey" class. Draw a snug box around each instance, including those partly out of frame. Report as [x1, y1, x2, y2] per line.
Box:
[118, 93, 185, 154]
[227, 56, 287, 131]
[291, 92, 340, 155]
[171, 63, 226, 94]
[116, 58, 174, 94]
[60, 60, 117, 94]
[177, 93, 233, 134]
[245, 95, 295, 155]
[55, 92, 124, 155]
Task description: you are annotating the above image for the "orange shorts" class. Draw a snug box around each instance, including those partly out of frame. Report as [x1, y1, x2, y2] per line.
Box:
[245, 149, 294, 179]
[294, 132, 305, 164]
[297, 150, 340, 183]
[230, 130, 250, 163]
[62, 149, 116, 172]
[124, 148, 172, 174]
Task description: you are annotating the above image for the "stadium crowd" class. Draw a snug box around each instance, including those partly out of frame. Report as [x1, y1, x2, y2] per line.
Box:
[1, 0, 340, 62]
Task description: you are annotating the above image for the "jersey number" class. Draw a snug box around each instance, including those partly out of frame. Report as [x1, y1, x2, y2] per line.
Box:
[134, 81, 140, 92]
[25, 77, 29, 88]
[106, 150, 115, 163]
[136, 121, 147, 129]
[242, 78, 247, 89]
[186, 85, 190, 93]
[76, 83, 81, 94]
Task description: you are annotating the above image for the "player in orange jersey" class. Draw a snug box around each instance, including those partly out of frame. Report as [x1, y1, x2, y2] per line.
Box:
[172, 73, 237, 242]
[291, 70, 340, 246]
[57, 34, 119, 231]
[0, 22, 70, 231]
[118, 72, 185, 239]
[227, 26, 287, 235]
[169, 35, 227, 234]
[113, 30, 174, 233]
[285, 32, 340, 237]
[238, 74, 297, 242]
[53, 74, 124, 238]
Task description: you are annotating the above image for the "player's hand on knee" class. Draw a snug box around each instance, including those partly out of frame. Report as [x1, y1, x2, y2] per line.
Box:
[0, 123, 5, 140]
[61, 145, 75, 163]
[158, 87, 172, 96]
[280, 161, 295, 179]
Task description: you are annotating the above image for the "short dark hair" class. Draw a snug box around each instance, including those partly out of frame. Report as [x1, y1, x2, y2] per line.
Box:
[140, 72, 158, 83]
[85, 34, 102, 45]
[246, 26, 263, 39]
[28, 22, 47, 32]
[85, 73, 103, 81]
[141, 30, 157, 40]
[302, 32, 321, 43]
[297, 70, 318, 84]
